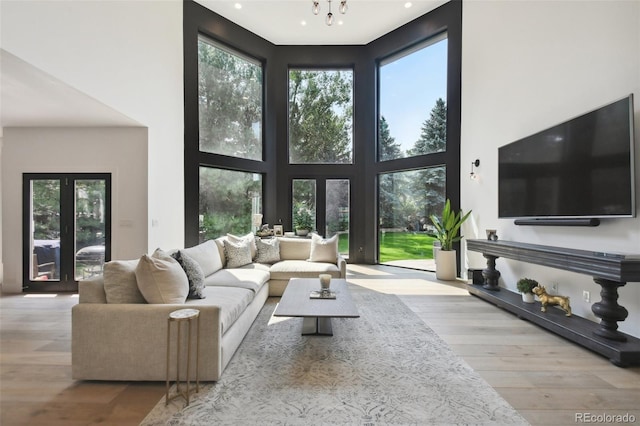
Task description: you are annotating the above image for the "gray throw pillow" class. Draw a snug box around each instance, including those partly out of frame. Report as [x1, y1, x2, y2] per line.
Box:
[223, 238, 253, 268]
[172, 250, 206, 299]
[255, 238, 281, 264]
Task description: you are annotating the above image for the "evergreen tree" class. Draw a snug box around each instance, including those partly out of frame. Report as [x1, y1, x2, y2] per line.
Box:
[408, 98, 447, 221]
[407, 97, 447, 156]
[379, 116, 403, 161]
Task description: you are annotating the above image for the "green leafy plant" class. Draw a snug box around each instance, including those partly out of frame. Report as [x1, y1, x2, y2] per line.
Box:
[429, 199, 471, 251]
[293, 206, 313, 231]
[516, 278, 539, 294]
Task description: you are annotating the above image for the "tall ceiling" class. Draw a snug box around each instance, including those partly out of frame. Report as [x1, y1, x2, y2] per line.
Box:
[0, 0, 446, 136]
[196, 0, 447, 45]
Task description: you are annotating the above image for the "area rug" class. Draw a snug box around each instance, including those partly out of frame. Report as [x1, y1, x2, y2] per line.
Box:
[141, 287, 528, 425]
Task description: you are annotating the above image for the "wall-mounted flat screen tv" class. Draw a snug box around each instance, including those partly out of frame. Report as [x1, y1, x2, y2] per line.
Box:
[498, 94, 636, 220]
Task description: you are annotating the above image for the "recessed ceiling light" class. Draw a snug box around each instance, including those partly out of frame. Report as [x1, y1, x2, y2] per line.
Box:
[338, 20, 344, 26]
[234, 3, 242, 9]
[301, 20, 307, 26]
[404, 2, 413, 8]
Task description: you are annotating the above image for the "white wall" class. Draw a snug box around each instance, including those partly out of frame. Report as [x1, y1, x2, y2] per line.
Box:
[461, 0, 640, 337]
[0, 0, 184, 252]
[1, 127, 148, 293]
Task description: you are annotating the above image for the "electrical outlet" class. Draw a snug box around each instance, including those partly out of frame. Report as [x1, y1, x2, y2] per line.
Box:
[550, 282, 558, 294]
[583, 290, 590, 303]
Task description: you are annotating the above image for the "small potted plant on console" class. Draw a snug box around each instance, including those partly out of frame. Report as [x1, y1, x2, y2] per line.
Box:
[516, 277, 539, 303]
[293, 205, 313, 237]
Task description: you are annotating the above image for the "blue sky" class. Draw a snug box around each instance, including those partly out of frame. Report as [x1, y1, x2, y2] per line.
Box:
[379, 38, 448, 154]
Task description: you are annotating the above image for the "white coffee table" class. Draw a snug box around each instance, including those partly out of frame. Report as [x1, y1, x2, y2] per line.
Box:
[273, 278, 360, 336]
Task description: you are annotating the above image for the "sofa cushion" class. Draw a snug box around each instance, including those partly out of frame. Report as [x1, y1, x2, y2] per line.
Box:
[223, 239, 253, 268]
[269, 260, 340, 281]
[308, 234, 338, 263]
[278, 237, 312, 260]
[187, 286, 255, 335]
[135, 249, 189, 304]
[227, 233, 257, 259]
[172, 250, 206, 299]
[204, 268, 269, 292]
[103, 259, 146, 304]
[254, 238, 281, 264]
[182, 240, 223, 277]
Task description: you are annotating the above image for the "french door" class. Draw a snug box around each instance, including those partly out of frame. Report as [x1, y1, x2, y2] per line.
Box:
[23, 173, 111, 292]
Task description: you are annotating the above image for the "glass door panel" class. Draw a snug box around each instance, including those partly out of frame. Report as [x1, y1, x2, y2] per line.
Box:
[74, 180, 107, 280]
[292, 179, 316, 233]
[378, 166, 445, 270]
[30, 179, 61, 282]
[326, 179, 349, 256]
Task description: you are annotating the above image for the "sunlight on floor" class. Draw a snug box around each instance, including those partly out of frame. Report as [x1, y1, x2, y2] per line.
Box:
[347, 264, 471, 296]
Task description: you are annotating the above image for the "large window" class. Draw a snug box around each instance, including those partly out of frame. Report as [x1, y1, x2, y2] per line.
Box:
[199, 168, 262, 241]
[377, 33, 449, 269]
[378, 167, 445, 265]
[289, 69, 353, 164]
[379, 35, 448, 162]
[198, 36, 263, 161]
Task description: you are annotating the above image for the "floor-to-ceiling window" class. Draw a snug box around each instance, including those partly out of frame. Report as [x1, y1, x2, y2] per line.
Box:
[184, 0, 462, 266]
[288, 68, 353, 253]
[193, 35, 266, 241]
[377, 35, 449, 270]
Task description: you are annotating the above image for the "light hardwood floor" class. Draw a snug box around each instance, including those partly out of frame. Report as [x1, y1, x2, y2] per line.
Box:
[1, 264, 638, 425]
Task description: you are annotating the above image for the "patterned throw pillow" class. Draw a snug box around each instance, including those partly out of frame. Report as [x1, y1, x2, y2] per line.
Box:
[254, 238, 281, 264]
[227, 233, 258, 260]
[223, 238, 253, 268]
[172, 250, 206, 299]
[308, 234, 339, 263]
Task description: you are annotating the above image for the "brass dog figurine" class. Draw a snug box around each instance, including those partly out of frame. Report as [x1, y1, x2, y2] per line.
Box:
[532, 285, 572, 316]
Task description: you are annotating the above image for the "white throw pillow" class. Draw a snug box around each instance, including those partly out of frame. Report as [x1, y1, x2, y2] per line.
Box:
[227, 232, 258, 259]
[308, 234, 338, 263]
[223, 238, 253, 268]
[103, 259, 146, 304]
[254, 238, 281, 264]
[182, 240, 223, 277]
[135, 249, 189, 304]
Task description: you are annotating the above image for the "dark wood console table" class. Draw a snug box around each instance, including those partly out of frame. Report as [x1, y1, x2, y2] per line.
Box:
[466, 239, 640, 366]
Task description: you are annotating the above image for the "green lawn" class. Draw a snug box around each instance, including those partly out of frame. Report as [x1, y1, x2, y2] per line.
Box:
[378, 231, 436, 263]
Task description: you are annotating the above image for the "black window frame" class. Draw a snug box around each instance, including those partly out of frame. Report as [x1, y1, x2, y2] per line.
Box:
[183, 0, 462, 267]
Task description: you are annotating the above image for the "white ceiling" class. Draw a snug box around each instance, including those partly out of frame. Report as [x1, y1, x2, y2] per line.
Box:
[0, 49, 141, 135]
[0, 0, 445, 136]
[196, 0, 446, 45]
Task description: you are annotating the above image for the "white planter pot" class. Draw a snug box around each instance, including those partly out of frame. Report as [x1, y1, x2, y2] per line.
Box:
[435, 250, 457, 280]
[522, 292, 535, 303]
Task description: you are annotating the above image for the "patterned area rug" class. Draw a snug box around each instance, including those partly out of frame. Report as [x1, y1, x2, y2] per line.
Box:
[141, 286, 528, 425]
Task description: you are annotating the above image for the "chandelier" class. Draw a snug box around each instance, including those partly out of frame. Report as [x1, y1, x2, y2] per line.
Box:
[312, 0, 348, 26]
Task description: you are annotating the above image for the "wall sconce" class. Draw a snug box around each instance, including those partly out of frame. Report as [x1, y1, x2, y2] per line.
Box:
[470, 159, 480, 180]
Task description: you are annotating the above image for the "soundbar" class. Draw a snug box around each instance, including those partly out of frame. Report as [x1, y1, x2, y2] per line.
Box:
[514, 218, 601, 227]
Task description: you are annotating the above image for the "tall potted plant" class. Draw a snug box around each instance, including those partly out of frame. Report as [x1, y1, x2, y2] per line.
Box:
[430, 199, 472, 280]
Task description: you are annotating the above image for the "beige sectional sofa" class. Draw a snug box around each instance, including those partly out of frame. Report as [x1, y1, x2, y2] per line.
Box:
[72, 235, 346, 381]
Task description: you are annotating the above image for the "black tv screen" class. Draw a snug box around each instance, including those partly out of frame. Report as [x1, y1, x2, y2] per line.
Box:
[499, 95, 636, 219]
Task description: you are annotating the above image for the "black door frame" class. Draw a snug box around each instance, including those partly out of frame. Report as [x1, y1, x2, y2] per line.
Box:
[22, 173, 112, 292]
